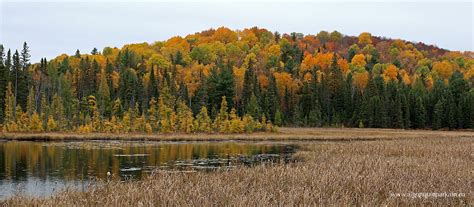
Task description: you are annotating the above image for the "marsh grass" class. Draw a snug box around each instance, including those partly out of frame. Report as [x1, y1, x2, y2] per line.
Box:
[2, 136, 472, 206]
[1, 127, 472, 141]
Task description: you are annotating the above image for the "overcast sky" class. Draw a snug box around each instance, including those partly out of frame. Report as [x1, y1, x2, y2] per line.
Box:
[1, 0, 473, 62]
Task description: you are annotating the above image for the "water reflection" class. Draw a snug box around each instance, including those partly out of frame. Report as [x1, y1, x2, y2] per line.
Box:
[0, 141, 296, 199]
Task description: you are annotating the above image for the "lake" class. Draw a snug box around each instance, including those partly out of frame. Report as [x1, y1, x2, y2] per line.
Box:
[0, 140, 297, 199]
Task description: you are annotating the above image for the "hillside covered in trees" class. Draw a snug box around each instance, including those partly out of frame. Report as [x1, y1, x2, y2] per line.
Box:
[0, 27, 473, 133]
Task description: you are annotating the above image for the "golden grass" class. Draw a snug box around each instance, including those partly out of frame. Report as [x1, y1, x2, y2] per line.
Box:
[2, 136, 472, 206]
[1, 127, 472, 141]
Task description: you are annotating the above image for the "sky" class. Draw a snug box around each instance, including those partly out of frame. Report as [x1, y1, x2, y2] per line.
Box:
[1, 0, 473, 62]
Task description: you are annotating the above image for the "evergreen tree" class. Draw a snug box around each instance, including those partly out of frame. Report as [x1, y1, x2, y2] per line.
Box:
[195, 106, 212, 132]
[274, 109, 284, 127]
[97, 69, 111, 116]
[432, 98, 445, 130]
[91, 48, 98, 55]
[26, 87, 36, 117]
[29, 112, 43, 132]
[176, 101, 194, 133]
[0, 45, 6, 122]
[149, 65, 159, 99]
[214, 96, 230, 132]
[245, 93, 260, 119]
[308, 100, 322, 127]
[75, 49, 81, 58]
[3, 83, 15, 125]
[207, 65, 235, 113]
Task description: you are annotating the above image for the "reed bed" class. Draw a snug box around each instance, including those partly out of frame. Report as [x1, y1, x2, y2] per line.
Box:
[2, 136, 472, 206]
[1, 127, 472, 141]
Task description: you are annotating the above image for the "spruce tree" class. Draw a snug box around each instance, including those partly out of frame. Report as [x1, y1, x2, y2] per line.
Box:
[0, 45, 6, 122]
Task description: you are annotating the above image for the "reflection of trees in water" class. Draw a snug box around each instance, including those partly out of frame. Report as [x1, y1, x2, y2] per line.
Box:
[0, 142, 289, 180]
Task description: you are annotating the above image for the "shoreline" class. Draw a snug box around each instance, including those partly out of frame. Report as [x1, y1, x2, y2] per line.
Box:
[1, 127, 472, 142]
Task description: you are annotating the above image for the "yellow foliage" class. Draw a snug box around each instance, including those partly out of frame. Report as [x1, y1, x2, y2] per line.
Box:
[111, 71, 120, 90]
[268, 44, 281, 57]
[464, 66, 474, 80]
[194, 106, 212, 133]
[47, 116, 58, 132]
[273, 72, 299, 97]
[351, 54, 367, 68]
[29, 112, 43, 132]
[383, 64, 399, 82]
[399, 69, 412, 85]
[358, 32, 372, 45]
[353, 71, 369, 91]
[77, 124, 93, 133]
[432, 60, 454, 80]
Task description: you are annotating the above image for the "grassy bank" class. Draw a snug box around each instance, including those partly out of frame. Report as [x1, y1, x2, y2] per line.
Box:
[2, 136, 473, 206]
[1, 127, 473, 141]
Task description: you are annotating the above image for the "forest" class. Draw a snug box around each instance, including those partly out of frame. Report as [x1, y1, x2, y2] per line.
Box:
[0, 27, 473, 133]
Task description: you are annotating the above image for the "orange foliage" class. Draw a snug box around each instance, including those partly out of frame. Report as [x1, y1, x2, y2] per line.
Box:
[213, 27, 238, 43]
[314, 53, 333, 71]
[258, 75, 269, 89]
[239, 29, 258, 47]
[180, 63, 210, 96]
[337, 58, 349, 75]
[303, 72, 312, 82]
[399, 69, 412, 85]
[353, 71, 369, 91]
[432, 60, 454, 80]
[300, 54, 317, 74]
[383, 64, 399, 82]
[161, 36, 190, 58]
[233, 66, 246, 98]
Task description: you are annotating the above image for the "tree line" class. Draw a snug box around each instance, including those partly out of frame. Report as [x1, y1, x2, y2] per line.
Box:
[0, 27, 472, 133]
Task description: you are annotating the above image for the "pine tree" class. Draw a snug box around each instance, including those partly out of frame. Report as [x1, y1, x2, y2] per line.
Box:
[292, 104, 305, 126]
[26, 87, 36, 117]
[51, 94, 66, 130]
[308, 100, 322, 127]
[158, 96, 174, 133]
[274, 109, 284, 127]
[97, 69, 111, 116]
[3, 83, 15, 125]
[29, 112, 43, 132]
[0, 45, 6, 122]
[195, 106, 212, 132]
[246, 93, 260, 119]
[432, 98, 445, 130]
[176, 101, 194, 133]
[147, 97, 158, 131]
[47, 115, 58, 131]
[91, 48, 98, 55]
[229, 108, 243, 133]
[18, 44, 30, 110]
[112, 98, 123, 118]
[16, 105, 28, 131]
[214, 96, 230, 133]
[149, 66, 158, 99]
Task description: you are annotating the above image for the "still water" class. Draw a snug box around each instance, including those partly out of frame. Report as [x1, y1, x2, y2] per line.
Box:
[0, 140, 297, 199]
